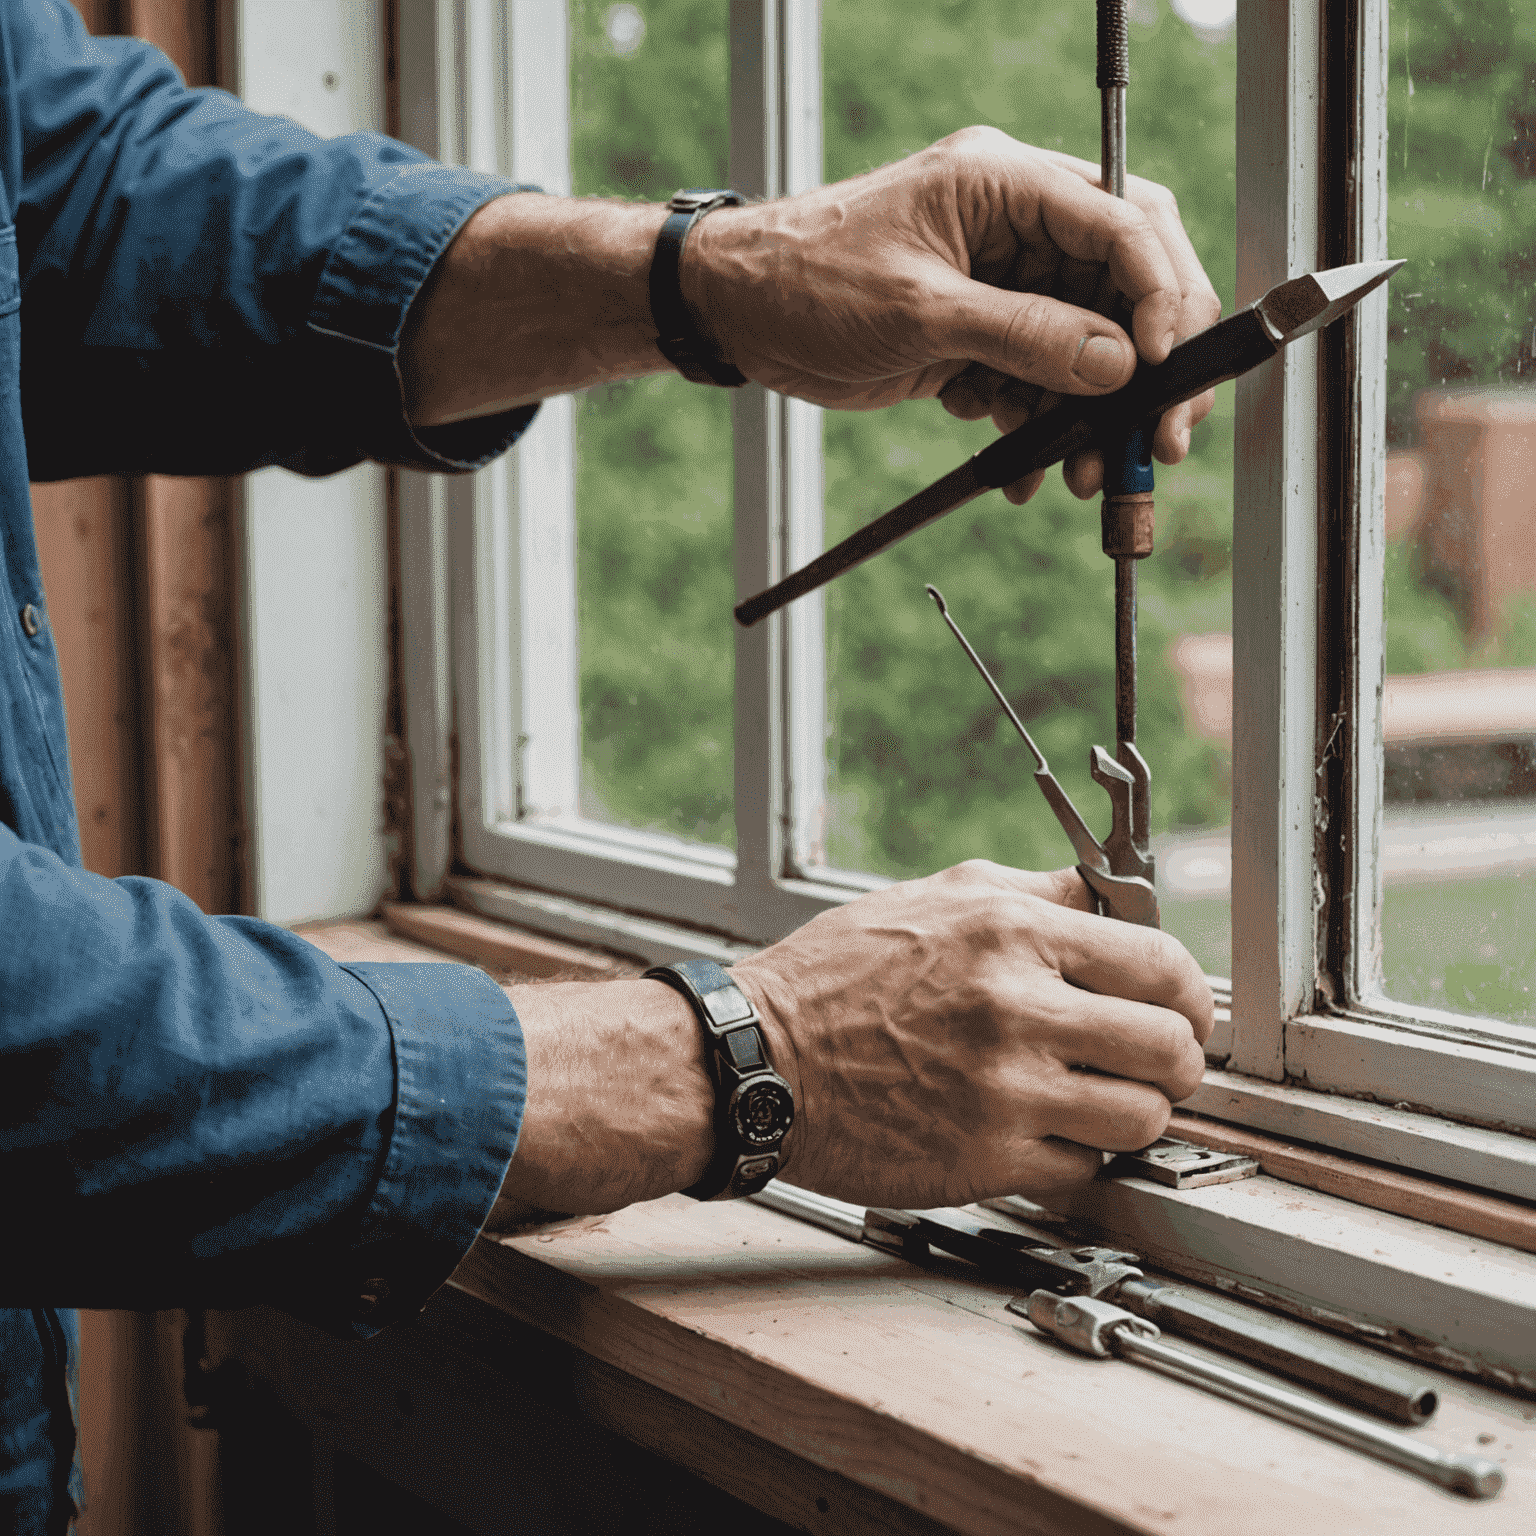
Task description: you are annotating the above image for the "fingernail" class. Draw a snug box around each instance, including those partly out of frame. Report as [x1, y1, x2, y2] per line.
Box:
[1074, 334, 1130, 388]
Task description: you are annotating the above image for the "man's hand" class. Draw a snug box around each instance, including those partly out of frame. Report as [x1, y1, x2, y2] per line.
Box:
[485, 861, 1212, 1228]
[401, 127, 1221, 505]
[731, 860, 1212, 1210]
[687, 127, 1222, 503]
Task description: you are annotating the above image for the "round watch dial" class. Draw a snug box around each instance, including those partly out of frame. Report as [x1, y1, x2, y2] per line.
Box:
[730, 1077, 795, 1147]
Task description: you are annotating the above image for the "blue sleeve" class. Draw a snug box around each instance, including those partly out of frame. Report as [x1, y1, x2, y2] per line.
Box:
[0, 826, 526, 1337]
[11, 0, 536, 480]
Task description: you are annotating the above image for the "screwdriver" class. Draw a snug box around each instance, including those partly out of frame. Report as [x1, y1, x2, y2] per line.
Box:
[1096, 0, 1156, 883]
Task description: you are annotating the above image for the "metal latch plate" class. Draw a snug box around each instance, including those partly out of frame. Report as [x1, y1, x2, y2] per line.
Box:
[1108, 1137, 1260, 1188]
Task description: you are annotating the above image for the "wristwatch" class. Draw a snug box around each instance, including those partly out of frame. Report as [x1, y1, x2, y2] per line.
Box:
[648, 189, 749, 387]
[643, 958, 795, 1200]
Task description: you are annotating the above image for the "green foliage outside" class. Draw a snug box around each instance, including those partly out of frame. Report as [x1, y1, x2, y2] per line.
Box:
[570, 0, 1240, 873]
[1384, 0, 1536, 678]
[1386, 0, 1536, 442]
[570, 0, 735, 843]
[567, 1, 1535, 927]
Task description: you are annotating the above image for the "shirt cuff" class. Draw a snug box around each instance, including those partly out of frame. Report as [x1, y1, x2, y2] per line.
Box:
[329, 961, 526, 1338]
[306, 161, 541, 473]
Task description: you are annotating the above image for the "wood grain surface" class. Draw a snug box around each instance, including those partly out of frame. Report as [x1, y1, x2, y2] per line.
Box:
[449, 1194, 1536, 1536]
[1168, 1110, 1536, 1254]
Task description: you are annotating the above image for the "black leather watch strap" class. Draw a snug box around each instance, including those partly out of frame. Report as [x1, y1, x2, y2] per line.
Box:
[644, 958, 794, 1201]
[648, 189, 748, 387]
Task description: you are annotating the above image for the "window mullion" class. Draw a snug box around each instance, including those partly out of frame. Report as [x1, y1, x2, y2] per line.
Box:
[1228, 0, 1323, 1079]
[780, 0, 825, 878]
[730, 0, 785, 932]
[396, 0, 463, 897]
[504, 0, 579, 827]
[1345, 0, 1391, 1008]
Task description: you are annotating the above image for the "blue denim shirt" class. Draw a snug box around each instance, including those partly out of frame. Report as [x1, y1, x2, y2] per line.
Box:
[0, 5, 535, 1530]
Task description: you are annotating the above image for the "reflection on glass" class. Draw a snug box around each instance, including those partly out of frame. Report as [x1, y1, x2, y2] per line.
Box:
[1378, 0, 1535, 1022]
[819, 0, 1236, 980]
[570, 0, 735, 847]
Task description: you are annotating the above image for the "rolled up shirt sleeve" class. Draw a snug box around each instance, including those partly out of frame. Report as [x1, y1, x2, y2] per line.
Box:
[13, 0, 537, 481]
[0, 827, 526, 1336]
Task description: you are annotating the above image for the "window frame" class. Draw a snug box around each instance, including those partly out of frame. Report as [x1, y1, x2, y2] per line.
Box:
[1221, 0, 1536, 1142]
[396, 0, 1536, 1176]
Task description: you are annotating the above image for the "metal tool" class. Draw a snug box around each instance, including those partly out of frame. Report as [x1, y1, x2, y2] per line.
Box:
[733, 259, 1404, 629]
[1019, 1290, 1502, 1500]
[752, 1179, 1441, 1429]
[1095, 0, 1156, 892]
[926, 583, 1158, 925]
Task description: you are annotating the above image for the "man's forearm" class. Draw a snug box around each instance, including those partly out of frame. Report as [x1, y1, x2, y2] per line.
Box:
[485, 976, 717, 1227]
[401, 193, 674, 427]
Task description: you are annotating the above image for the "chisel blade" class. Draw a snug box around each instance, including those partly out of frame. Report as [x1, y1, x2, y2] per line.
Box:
[1256, 258, 1405, 345]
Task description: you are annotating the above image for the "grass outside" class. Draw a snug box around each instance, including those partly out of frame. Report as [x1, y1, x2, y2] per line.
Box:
[1161, 870, 1535, 1027]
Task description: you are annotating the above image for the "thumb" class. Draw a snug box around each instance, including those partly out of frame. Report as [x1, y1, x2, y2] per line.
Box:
[931, 273, 1137, 396]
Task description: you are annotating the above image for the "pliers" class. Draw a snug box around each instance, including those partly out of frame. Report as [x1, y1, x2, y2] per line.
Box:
[928, 586, 1159, 928]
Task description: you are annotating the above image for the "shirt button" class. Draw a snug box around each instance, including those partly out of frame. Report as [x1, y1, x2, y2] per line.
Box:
[357, 1278, 391, 1316]
[19, 603, 39, 637]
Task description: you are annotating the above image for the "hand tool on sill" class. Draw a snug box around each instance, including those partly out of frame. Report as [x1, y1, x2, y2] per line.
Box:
[926, 583, 1158, 925]
[915, 583, 1155, 921]
[751, 1179, 1441, 1428]
[732, 257, 1405, 631]
[1019, 1290, 1502, 1500]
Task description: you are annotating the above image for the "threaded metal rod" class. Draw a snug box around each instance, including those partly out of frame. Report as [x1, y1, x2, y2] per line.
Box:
[1114, 556, 1136, 746]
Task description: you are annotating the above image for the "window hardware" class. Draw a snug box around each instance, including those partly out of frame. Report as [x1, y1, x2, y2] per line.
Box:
[1108, 1136, 1259, 1188]
[926, 584, 1158, 927]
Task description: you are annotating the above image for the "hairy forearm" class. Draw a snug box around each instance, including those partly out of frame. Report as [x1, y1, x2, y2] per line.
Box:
[401, 193, 676, 427]
[485, 977, 716, 1228]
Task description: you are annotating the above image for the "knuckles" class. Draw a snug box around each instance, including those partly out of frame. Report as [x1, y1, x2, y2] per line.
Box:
[935, 124, 1018, 159]
[1123, 1096, 1174, 1151]
[998, 294, 1057, 373]
[1142, 182, 1181, 222]
[1189, 280, 1222, 328]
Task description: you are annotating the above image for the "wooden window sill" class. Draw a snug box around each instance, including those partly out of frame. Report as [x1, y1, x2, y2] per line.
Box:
[277, 909, 1536, 1531]
[450, 1195, 1533, 1533]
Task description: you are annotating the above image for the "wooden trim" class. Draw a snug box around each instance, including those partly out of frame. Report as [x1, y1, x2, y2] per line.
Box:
[1168, 1110, 1536, 1256]
[132, 476, 245, 913]
[1184, 1068, 1536, 1202]
[31, 479, 146, 877]
[381, 899, 637, 979]
[119, 0, 217, 83]
[208, 1289, 960, 1536]
[1229, 0, 1322, 1079]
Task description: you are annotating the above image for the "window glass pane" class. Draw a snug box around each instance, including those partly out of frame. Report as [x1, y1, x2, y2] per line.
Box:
[1379, 0, 1535, 1022]
[570, 1, 734, 848]
[817, 0, 1237, 980]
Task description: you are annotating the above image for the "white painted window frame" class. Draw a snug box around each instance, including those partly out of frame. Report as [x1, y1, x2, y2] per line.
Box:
[229, 0, 394, 927]
[399, 0, 1536, 1184]
[1220, 0, 1536, 1153]
[402, 0, 870, 949]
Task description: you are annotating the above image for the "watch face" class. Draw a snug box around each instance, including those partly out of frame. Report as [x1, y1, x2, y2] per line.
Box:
[730, 1077, 795, 1147]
